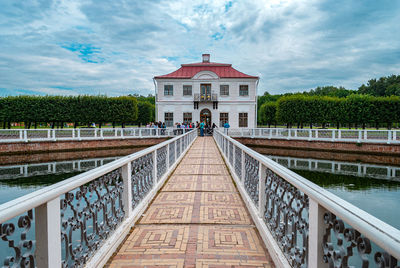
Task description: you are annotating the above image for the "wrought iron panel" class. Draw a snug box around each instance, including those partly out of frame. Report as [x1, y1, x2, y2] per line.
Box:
[264, 168, 309, 267]
[234, 146, 242, 180]
[169, 142, 175, 166]
[131, 153, 154, 209]
[229, 141, 234, 166]
[60, 168, 124, 267]
[244, 153, 259, 206]
[157, 146, 168, 181]
[0, 210, 35, 268]
[176, 139, 181, 158]
[323, 212, 399, 268]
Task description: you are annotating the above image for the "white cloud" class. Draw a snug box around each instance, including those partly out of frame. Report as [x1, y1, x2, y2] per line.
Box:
[0, 0, 399, 96]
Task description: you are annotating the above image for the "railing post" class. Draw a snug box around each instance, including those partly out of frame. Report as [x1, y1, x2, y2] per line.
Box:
[35, 197, 62, 268]
[388, 130, 392, 144]
[338, 129, 342, 139]
[394, 130, 397, 142]
[258, 162, 266, 218]
[100, 129, 104, 139]
[52, 129, 56, 141]
[77, 128, 81, 140]
[121, 128, 124, 139]
[166, 143, 170, 168]
[47, 129, 51, 140]
[363, 130, 367, 141]
[315, 129, 318, 139]
[94, 128, 97, 138]
[331, 130, 335, 142]
[153, 150, 157, 184]
[308, 129, 312, 140]
[241, 149, 245, 183]
[358, 130, 362, 142]
[294, 129, 298, 138]
[24, 130, 28, 142]
[269, 129, 272, 139]
[308, 198, 328, 268]
[122, 162, 132, 218]
[72, 129, 75, 139]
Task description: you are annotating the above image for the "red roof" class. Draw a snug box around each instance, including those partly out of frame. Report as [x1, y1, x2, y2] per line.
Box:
[154, 61, 258, 79]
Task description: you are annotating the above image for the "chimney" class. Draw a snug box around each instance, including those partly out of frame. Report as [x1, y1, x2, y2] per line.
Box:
[202, 54, 210, 63]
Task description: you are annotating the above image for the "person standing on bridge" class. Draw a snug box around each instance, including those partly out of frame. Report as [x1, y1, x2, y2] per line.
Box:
[200, 121, 205, 137]
[224, 122, 230, 135]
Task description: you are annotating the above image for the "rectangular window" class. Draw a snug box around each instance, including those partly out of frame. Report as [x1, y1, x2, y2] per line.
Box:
[183, 85, 192, 96]
[239, 113, 248, 127]
[220, 113, 229, 127]
[183, 112, 192, 124]
[165, 112, 173, 127]
[239, 85, 249, 96]
[220, 85, 229, 96]
[164, 85, 173, 96]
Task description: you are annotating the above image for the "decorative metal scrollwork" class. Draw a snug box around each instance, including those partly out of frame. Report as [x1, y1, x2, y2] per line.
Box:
[176, 139, 181, 158]
[229, 141, 234, 166]
[323, 212, 400, 268]
[235, 146, 242, 179]
[244, 153, 259, 206]
[131, 153, 154, 209]
[60, 168, 124, 267]
[157, 146, 167, 181]
[264, 168, 309, 267]
[0, 210, 35, 268]
[169, 142, 175, 167]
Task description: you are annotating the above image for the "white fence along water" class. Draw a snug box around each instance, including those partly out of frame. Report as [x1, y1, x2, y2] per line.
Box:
[267, 156, 400, 181]
[0, 129, 197, 267]
[227, 128, 400, 144]
[0, 157, 120, 180]
[214, 130, 400, 267]
[0, 128, 190, 143]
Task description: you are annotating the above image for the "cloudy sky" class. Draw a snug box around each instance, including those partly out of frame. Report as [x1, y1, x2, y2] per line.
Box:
[1, 0, 399, 96]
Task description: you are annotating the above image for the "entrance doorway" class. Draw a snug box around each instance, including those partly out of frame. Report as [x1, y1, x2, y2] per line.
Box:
[200, 109, 212, 127]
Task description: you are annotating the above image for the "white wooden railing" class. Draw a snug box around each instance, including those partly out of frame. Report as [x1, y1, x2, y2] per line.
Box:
[226, 128, 400, 144]
[214, 130, 400, 267]
[0, 128, 192, 143]
[0, 129, 197, 267]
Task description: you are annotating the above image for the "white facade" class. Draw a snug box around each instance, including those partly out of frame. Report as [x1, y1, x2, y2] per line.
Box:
[154, 55, 258, 128]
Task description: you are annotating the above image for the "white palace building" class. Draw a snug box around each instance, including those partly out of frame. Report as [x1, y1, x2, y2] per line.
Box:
[154, 54, 259, 128]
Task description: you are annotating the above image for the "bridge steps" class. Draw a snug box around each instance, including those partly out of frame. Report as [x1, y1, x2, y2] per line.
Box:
[106, 137, 274, 267]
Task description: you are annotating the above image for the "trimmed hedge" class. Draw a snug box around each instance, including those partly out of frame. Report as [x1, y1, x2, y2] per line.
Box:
[263, 94, 400, 129]
[0, 95, 138, 128]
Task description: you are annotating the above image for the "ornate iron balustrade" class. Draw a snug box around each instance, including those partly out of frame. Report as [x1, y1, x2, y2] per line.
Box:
[193, 93, 218, 102]
[213, 130, 400, 268]
[0, 128, 181, 143]
[0, 129, 197, 268]
[226, 128, 400, 144]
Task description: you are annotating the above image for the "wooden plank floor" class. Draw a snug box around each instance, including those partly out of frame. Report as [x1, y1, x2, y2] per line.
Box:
[106, 137, 274, 268]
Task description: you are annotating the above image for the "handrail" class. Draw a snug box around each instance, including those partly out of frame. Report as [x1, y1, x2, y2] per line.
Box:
[214, 129, 400, 267]
[0, 127, 193, 143]
[0, 129, 198, 267]
[226, 127, 400, 144]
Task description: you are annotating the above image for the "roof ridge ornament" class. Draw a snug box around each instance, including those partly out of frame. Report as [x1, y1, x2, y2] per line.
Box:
[202, 53, 210, 63]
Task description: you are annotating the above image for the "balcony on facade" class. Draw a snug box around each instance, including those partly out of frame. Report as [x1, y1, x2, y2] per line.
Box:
[193, 93, 218, 102]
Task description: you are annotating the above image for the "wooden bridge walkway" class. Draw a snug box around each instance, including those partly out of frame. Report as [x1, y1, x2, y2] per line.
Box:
[106, 137, 274, 268]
